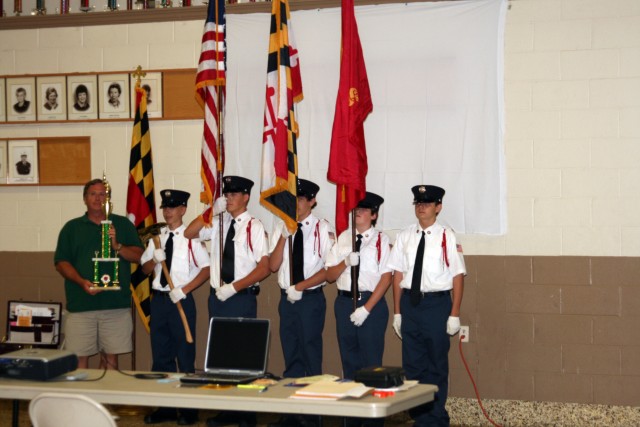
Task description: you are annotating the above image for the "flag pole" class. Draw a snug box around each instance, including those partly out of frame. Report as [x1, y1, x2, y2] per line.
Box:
[350, 206, 357, 312]
[217, 88, 224, 286]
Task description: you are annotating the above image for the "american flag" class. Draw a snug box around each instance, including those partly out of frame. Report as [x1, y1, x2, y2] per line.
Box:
[260, 0, 303, 234]
[195, 0, 226, 224]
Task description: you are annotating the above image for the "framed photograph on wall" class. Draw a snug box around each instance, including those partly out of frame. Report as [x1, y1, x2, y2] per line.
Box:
[0, 140, 7, 184]
[99, 73, 130, 119]
[37, 75, 67, 121]
[6, 77, 36, 122]
[0, 79, 6, 122]
[67, 75, 98, 120]
[130, 72, 163, 118]
[8, 139, 39, 184]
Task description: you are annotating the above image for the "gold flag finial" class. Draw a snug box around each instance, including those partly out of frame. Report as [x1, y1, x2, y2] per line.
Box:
[132, 66, 146, 85]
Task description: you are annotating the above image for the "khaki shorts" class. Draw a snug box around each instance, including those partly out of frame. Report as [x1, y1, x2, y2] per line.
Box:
[63, 308, 133, 356]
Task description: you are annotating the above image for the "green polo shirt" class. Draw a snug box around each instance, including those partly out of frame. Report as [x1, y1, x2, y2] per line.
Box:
[54, 213, 143, 313]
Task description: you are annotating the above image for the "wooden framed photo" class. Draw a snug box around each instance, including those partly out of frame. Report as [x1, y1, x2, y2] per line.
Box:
[67, 75, 98, 120]
[8, 139, 39, 184]
[6, 77, 36, 122]
[37, 75, 67, 121]
[130, 72, 163, 118]
[0, 79, 6, 122]
[0, 140, 7, 184]
[99, 73, 130, 119]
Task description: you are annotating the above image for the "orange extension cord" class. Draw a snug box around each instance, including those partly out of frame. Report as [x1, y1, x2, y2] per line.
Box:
[458, 332, 503, 427]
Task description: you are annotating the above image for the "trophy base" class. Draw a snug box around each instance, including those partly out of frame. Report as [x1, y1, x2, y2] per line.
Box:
[90, 285, 121, 291]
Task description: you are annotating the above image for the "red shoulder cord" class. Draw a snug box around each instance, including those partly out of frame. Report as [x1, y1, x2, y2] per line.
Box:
[187, 239, 199, 268]
[246, 219, 253, 254]
[314, 221, 321, 257]
[376, 232, 382, 265]
[441, 230, 449, 268]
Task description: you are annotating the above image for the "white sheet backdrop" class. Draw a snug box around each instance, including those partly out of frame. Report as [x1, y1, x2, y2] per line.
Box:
[223, 0, 507, 235]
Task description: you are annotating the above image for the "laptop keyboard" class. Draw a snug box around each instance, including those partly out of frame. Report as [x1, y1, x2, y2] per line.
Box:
[180, 373, 257, 385]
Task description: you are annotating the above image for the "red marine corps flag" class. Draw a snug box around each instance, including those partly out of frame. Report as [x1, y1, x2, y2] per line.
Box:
[260, 0, 303, 233]
[327, 0, 373, 237]
[196, 0, 226, 224]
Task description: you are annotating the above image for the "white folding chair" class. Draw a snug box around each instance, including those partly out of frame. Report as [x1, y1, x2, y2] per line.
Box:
[29, 392, 118, 427]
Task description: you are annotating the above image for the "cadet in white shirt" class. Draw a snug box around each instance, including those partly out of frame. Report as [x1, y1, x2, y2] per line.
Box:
[140, 189, 210, 426]
[387, 185, 466, 427]
[269, 179, 335, 378]
[185, 176, 269, 320]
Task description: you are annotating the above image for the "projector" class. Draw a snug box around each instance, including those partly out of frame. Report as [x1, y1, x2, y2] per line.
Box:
[0, 348, 78, 381]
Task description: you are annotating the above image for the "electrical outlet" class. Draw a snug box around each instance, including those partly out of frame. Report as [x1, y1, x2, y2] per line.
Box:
[459, 326, 469, 342]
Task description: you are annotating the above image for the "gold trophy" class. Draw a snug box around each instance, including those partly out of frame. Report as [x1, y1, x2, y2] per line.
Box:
[91, 174, 121, 291]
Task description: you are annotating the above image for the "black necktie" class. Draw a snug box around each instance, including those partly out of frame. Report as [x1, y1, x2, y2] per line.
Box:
[354, 234, 363, 280]
[221, 219, 235, 283]
[292, 223, 304, 285]
[410, 231, 425, 306]
[160, 232, 174, 286]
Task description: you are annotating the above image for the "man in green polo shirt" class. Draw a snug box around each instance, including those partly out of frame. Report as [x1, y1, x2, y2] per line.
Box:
[54, 178, 143, 369]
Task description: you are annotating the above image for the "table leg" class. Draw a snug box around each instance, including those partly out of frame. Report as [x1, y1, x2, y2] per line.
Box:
[12, 399, 19, 427]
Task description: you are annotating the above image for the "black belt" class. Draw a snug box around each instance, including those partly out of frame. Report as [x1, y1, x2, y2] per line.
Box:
[152, 289, 171, 297]
[236, 286, 260, 295]
[337, 290, 372, 300]
[402, 289, 450, 298]
[280, 287, 324, 296]
[211, 285, 260, 295]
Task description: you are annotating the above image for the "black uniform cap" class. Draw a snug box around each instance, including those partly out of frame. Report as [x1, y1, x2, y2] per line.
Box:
[411, 185, 445, 203]
[357, 192, 384, 210]
[222, 176, 254, 194]
[297, 179, 320, 199]
[160, 189, 190, 208]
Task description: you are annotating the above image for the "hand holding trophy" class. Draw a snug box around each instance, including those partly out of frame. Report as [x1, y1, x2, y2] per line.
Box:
[90, 173, 121, 291]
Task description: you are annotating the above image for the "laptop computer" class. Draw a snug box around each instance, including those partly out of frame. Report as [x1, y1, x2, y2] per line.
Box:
[180, 317, 270, 385]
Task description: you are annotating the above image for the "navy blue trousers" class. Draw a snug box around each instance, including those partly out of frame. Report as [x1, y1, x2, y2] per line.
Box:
[150, 291, 196, 374]
[208, 291, 257, 319]
[334, 293, 388, 380]
[401, 292, 452, 427]
[278, 289, 326, 378]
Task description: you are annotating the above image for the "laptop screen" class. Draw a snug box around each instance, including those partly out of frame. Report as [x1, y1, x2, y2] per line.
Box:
[205, 317, 270, 374]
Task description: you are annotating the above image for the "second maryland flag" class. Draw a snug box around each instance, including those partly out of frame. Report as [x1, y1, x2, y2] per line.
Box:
[126, 82, 156, 333]
[260, 0, 303, 234]
[327, 0, 372, 237]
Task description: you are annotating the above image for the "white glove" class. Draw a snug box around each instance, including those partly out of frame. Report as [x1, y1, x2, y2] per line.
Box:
[216, 283, 237, 301]
[281, 222, 292, 239]
[286, 286, 303, 303]
[350, 307, 369, 326]
[344, 252, 360, 267]
[213, 197, 227, 214]
[169, 287, 186, 304]
[152, 248, 166, 264]
[393, 314, 402, 339]
[447, 316, 461, 336]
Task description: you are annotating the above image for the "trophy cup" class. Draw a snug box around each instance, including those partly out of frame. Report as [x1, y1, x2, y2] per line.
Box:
[90, 174, 121, 291]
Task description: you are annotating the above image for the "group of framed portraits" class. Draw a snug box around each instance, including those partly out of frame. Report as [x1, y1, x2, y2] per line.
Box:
[0, 72, 163, 123]
[0, 139, 39, 184]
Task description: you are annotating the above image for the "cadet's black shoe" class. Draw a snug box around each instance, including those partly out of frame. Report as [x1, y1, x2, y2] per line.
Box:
[177, 409, 199, 425]
[206, 411, 240, 427]
[144, 408, 178, 424]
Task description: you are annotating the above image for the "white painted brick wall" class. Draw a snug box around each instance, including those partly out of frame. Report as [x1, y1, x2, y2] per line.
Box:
[1, 0, 639, 256]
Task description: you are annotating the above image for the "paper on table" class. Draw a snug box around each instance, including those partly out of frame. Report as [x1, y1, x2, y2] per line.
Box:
[291, 374, 340, 385]
[290, 380, 373, 400]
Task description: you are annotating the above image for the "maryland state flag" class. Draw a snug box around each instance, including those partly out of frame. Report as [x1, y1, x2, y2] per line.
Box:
[260, 0, 303, 234]
[126, 82, 156, 333]
[327, 0, 372, 237]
